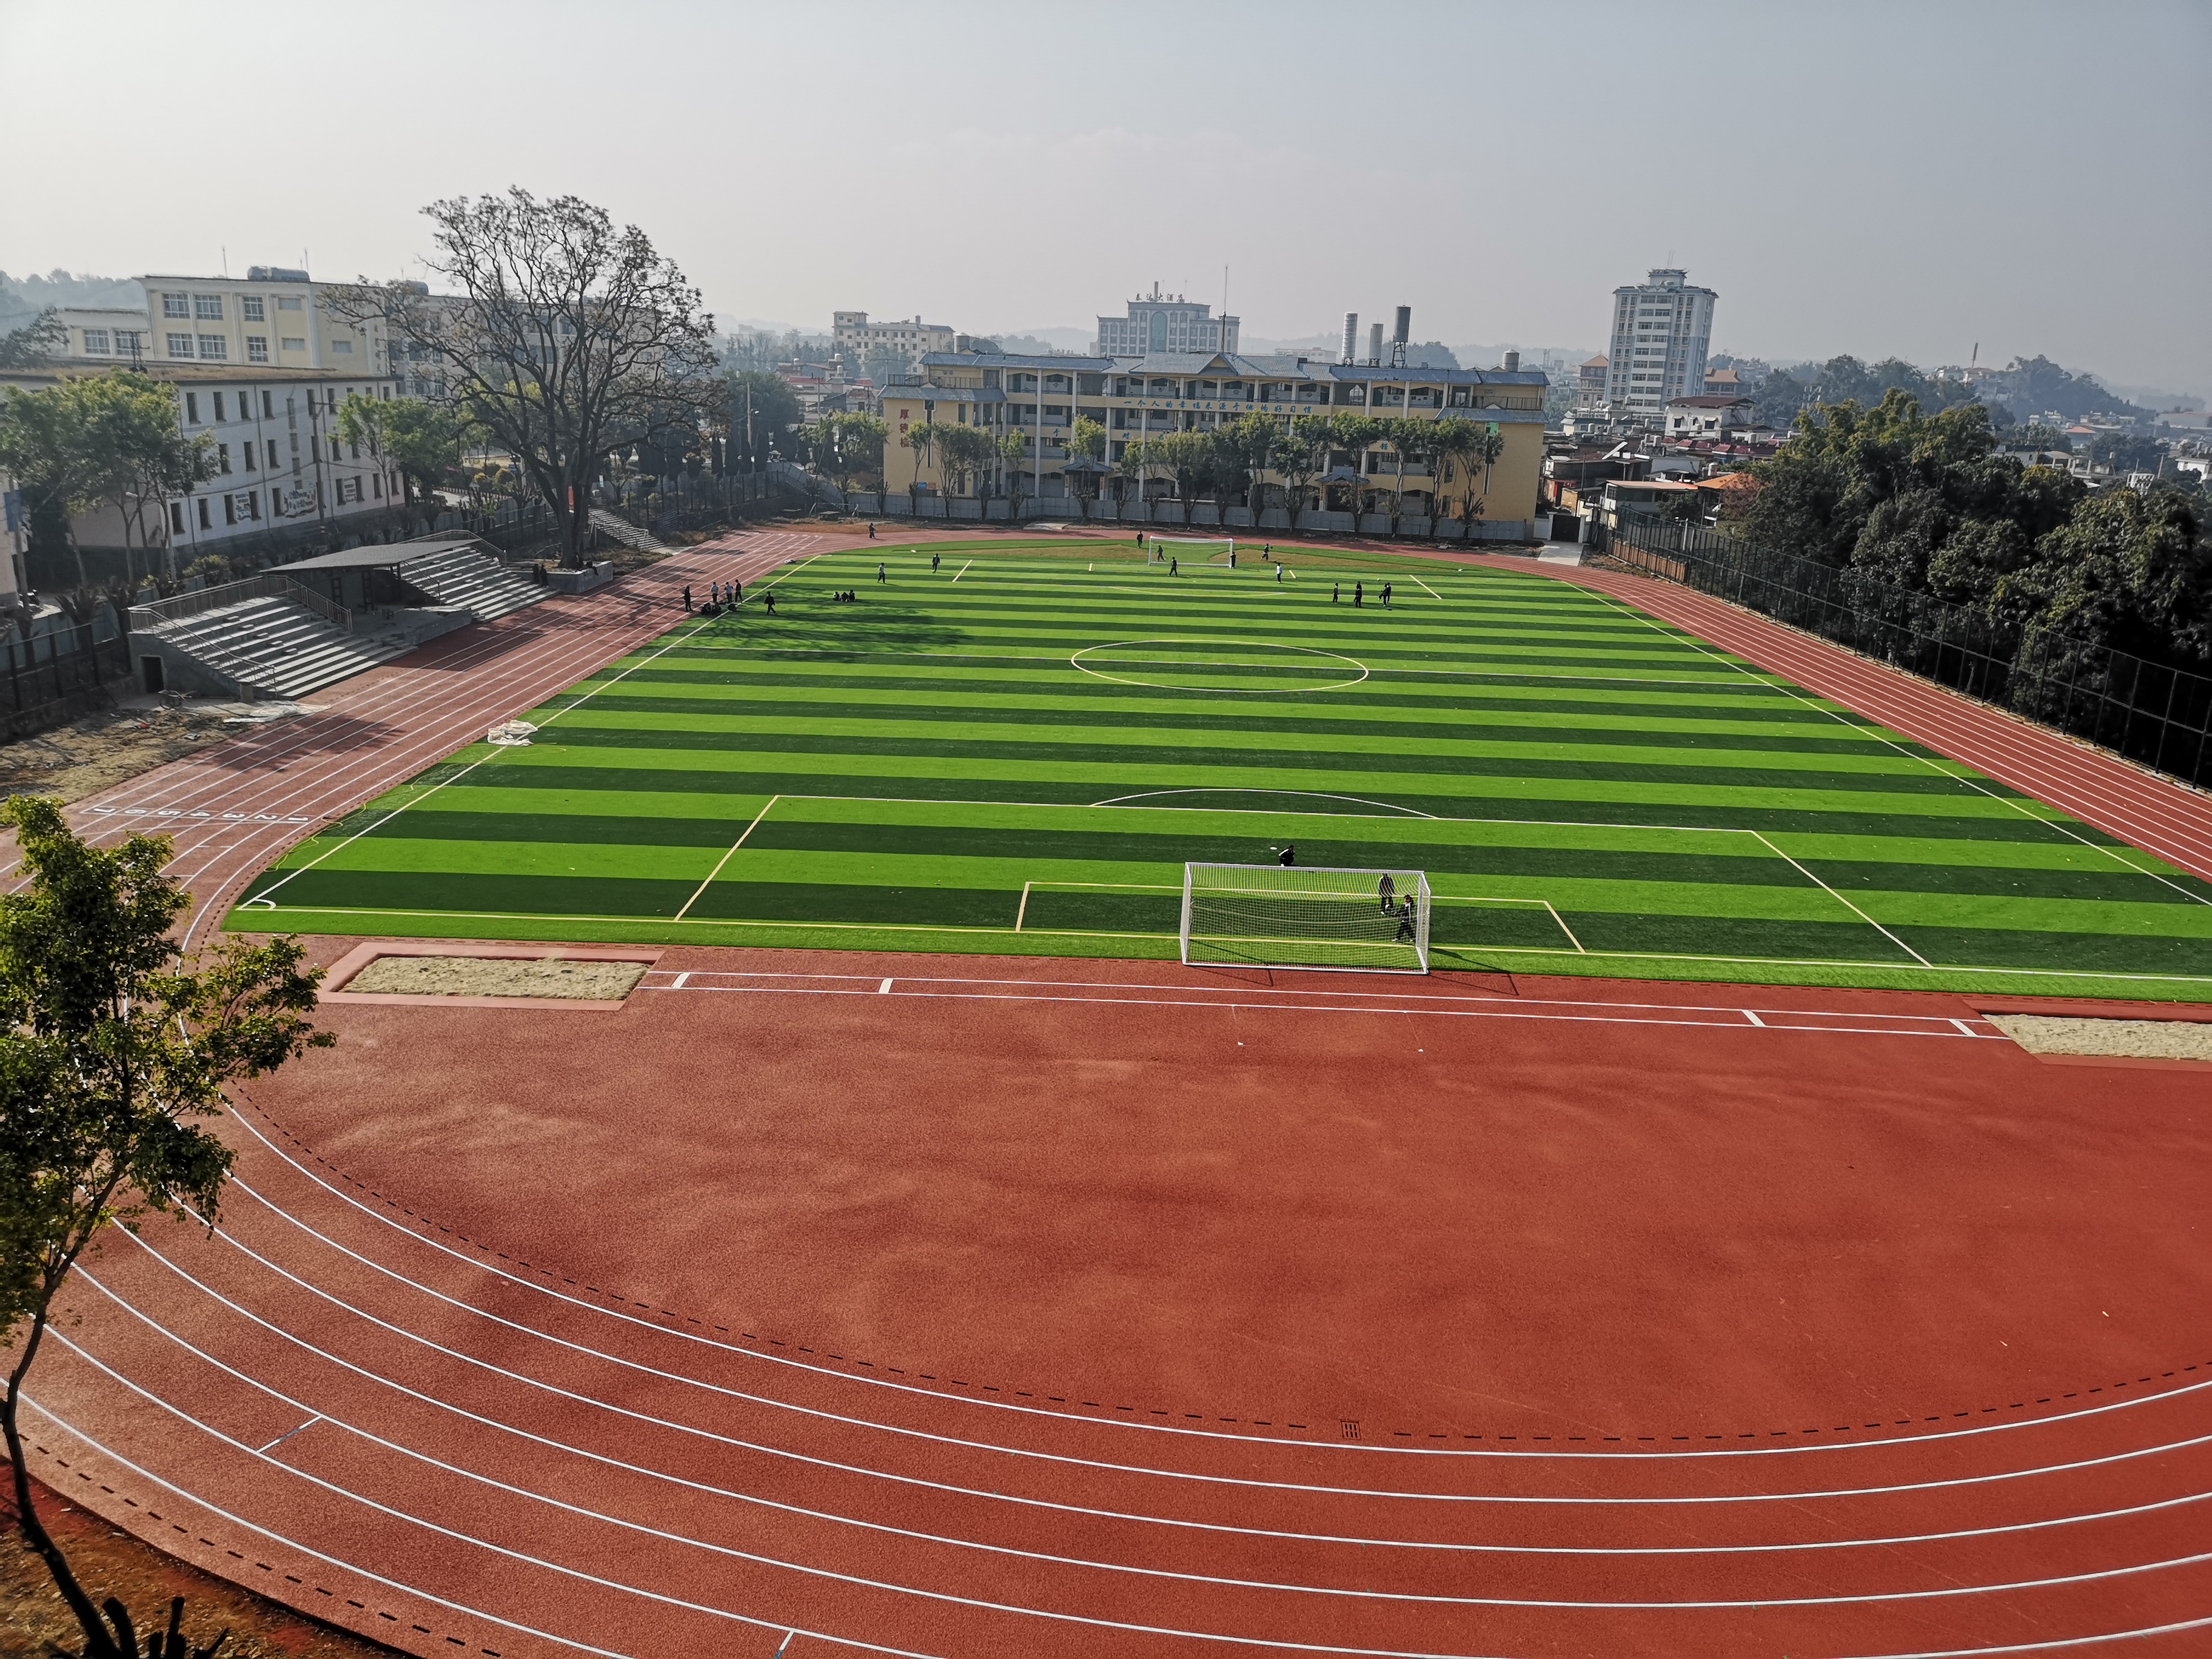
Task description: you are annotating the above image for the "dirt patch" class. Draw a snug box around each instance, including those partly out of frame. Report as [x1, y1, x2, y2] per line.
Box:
[0, 700, 307, 805]
[2, 1482, 397, 1658]
[344, 954, 649, 1000]
[1987, 1013, 2212, 1061]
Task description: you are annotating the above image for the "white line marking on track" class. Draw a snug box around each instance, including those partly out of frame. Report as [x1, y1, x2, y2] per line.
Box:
[1741, 1009, 1765, 1028]
[878, 977, 894, 994]
[255, 1414, 321, 1453]
[34, 1339, 2212, 1619]
[91, 1239, 2212, 1558]
[220, 1108, 2205, 1469]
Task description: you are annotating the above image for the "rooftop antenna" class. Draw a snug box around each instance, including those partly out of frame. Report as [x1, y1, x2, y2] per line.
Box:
[221, 246, 228, 278]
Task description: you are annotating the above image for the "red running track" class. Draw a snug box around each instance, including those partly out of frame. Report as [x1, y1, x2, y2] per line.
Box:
[11, 531, 2212, 1656]
[21, 948, 2212, 1658]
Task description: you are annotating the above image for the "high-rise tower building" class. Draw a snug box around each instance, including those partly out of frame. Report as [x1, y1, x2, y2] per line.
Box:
[1602, 269, 1716, 421]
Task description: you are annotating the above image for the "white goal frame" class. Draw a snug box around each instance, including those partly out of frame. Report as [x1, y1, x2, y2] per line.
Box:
[1181, 862, 1432, 974]
[1150, 535, 1235, 563]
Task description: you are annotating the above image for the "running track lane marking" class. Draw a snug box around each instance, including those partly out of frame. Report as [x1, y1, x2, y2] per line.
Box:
[220, 1116, 2212, 1474]
[21, 1395, 938, 1659]
[86, 1245, 2212, 1561]
[32, 1339, 2212, 1620]
[27, 1404, 2212, 1659]
[644, 976, 2004, 1041]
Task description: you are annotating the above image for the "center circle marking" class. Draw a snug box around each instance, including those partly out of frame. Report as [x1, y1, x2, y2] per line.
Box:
[1069, 639, 1370, 695]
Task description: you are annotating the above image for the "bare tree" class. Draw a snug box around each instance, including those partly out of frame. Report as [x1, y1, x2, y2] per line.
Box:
[330, 190, 717, 565]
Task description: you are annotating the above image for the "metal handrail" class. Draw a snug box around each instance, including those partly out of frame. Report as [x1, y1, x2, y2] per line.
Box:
[128, 572, 351, 634]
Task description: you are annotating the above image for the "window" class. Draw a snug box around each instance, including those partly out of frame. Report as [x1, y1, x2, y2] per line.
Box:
[280, 337, 306, 352]
[261, 390, 274, 418]
[241, 296, 265, 321]
[218, 443, 231, 474]
[277, 295, 302, 311]
[213, 392, 226, 421]
[115, 330, 142, 355]
[162, 293, 190, 318]
[266, 440, 280, 467]
[198, 335, 227, 360]
[246, 335, 268, 363]
[372, 474, 381, 497]
[193, 294, 223, 321]
[223, 494, 236, 525]
[196, 497, 212, 529]
[81, 329, 110, 355]
[329, 436, 340, 461]
[170, 501, 186, 534]
[167, 333, 195, 359]
[184, 392, 200, 423]
[330, 338, 352, 355]
[243, 441, 256, 471]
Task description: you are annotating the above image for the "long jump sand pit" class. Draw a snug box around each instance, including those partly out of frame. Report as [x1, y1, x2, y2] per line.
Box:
[1989, 1011, 2212, 1061]
[344, 955, 650, 999]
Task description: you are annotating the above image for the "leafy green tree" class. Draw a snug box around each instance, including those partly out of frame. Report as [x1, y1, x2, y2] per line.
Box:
[999, 430, 1030, 503]
[0, 798, 330, 1659]
[2088, 431, 2164, 475]
[1210, 412, 1279, 511]
[332, 190, 719, 565]
[1999, 485, 2211, 666]
[815, 412, 888, 491]
[381, 398, 479, 503]
[1270, 416, 1330, 517]
[1147, 431, 1212, 502]
[1323, 415, 1382, 512]
[0, 310, 66, 370]
[1066, 417, 1107, 463]
[723, 370, 803, 472]
[934, 423, 998, 495]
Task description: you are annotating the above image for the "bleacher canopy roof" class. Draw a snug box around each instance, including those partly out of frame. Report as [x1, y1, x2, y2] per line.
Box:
[279, 537, 489, 572]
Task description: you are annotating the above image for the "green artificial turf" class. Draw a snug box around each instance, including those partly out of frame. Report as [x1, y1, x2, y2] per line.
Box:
[229, 543, 2212, 997]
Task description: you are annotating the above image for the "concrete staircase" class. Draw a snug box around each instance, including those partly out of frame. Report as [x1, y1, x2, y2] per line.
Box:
[141, 595, 415, 700]
[589, 508, 670, 554]
[397, 544, 544, 619]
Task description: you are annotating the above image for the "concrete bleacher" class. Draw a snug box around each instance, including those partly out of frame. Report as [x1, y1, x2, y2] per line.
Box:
[127, 535, 554, 700]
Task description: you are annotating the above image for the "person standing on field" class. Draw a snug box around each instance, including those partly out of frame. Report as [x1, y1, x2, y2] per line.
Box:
[878, 562, 886, 584]
[1332, 582, 1340, 603]
[1376, 871, 1397, 914]
[1353, 580, 1363, 607]
[1277, 843, 1296, 866]
[932, 553, 940, 572]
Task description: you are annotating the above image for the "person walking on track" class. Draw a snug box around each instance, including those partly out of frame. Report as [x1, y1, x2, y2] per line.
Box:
[868, 523, 877, 538]
[682, 585, 692, 611]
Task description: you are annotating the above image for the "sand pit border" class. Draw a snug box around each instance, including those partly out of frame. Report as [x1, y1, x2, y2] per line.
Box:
[319, 939, 663, 1010]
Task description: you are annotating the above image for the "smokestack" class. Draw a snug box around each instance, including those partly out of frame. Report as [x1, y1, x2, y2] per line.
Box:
[1504, 350, 1520, 372]
[1368, 322, 1383, 366]
[1342, 312, 1358, 366]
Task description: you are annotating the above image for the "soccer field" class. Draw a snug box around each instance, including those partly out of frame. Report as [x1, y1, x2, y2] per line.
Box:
[230, 540, 2212, 997]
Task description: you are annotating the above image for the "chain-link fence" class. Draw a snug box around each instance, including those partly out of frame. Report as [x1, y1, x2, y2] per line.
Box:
[1603, 510, 2212, 790]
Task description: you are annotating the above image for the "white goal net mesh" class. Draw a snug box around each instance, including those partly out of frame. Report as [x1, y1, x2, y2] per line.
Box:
[1181, 863, 1431, 973]
[1151, 535, 1235, 562]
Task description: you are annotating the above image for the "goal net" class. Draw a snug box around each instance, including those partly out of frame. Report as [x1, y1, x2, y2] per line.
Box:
[1182, 863, 1432, 974]
[1151, 535, 1235, 563]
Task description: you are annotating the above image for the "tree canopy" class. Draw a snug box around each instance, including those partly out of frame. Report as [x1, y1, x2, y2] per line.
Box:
[331, 189, 719, 563]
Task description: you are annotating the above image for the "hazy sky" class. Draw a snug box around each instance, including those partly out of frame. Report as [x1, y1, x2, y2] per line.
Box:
[4, 1, 2208, 394]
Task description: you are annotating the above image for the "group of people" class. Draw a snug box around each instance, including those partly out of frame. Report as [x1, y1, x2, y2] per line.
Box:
[831, 588, 861, 603]
[682, 579, 746, 614]
[1330, 580, 1392, 608]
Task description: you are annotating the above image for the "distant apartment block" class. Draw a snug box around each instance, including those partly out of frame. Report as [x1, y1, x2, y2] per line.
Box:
[1094, 286, 1239, 356]
[1604, 269, 1717, 420]
[832, 312, 956, 373]
[1578, 355, 1609, 408]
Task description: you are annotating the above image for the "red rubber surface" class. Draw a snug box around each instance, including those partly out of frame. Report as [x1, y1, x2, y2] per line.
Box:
[11, 533, 2211, 1656]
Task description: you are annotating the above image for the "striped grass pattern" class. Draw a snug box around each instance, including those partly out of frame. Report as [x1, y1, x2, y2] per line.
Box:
[230, 544, 2212, 997]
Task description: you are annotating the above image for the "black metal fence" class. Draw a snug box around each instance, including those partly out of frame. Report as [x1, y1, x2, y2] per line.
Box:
[1605, 511, 2212, 790]
[3, 622, 132, 718]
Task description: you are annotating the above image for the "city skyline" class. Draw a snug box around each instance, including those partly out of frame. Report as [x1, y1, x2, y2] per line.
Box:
[2, 0, 2208, 396]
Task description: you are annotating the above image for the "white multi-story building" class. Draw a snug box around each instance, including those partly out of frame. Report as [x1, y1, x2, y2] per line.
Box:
[1603, 269, 1716, 421]
[1094, 286, 1239, 356]
[831, 312, 956, 374]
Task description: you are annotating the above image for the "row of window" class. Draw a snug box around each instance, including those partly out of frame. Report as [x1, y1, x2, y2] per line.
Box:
[181, 384, 391, 426]
[79, 329, 146, 355]
[160, 292, 306, 321]
[166, 469, 401, 533]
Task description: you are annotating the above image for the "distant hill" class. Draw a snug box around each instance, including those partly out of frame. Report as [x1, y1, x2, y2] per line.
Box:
[0, 269, 143, 331]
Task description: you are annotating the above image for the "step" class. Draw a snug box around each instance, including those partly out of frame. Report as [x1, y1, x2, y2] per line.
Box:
[141, 595, 415, 699]
[395, 546, 547, 622]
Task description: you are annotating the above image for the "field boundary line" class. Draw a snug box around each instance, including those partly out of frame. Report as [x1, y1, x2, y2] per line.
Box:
[675, 795, 782, 921]
[951, 559, 971, 582]
[1749, 830, 1930, 967]
[1576, 580, 2212, 907]
[235, 558, 820, 913]
[1410, 576, 1443, 601]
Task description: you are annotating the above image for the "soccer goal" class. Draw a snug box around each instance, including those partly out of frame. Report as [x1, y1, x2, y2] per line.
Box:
[1181, 863, 1432, 973]
[1151, 535, 1235, 564]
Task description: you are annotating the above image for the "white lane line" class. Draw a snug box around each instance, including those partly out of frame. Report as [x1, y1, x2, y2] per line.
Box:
[878, 977, 894, 994]
[24, 1386, 940, 1659]
[1741, 1010, 1766, 1028]
[223, 1113, 2212, 1475]
[652, 980, 1999, 1039]
[1410, 577, 1443, 601]
[90, 1244, 2212, 1561]
[256, 1413, 321, 1453]
[35, 1339, 2212, 1618]
[671, 971, 690, 990]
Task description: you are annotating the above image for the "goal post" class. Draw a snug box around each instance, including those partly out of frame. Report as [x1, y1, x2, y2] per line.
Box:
[1150, 535, 1235, 564]
[1181, 863, 1432, 974]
